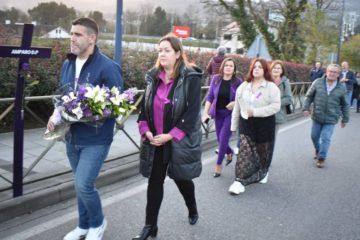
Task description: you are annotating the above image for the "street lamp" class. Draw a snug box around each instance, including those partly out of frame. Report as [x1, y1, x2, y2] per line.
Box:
[336, 0, 345, 64]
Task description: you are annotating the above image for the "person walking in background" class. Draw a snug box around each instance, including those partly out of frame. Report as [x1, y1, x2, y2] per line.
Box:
[270, 60, 293, 132]
[303, 64, 349, 168]
[202, 58, 242, 177]
[47, 18, 122, 240]
[206, 46, 226, 83]
[350, 72, 360, 111]
[310, 61, 325, 82]
[134, 33, 202, 240]
[340, 61, 357, 105]
[228, 58, 280, 195]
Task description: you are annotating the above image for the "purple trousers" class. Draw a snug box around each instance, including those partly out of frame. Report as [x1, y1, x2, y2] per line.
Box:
[214, 109, 233, 165]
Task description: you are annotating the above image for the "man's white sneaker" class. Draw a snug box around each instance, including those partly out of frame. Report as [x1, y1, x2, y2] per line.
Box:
[228, 180, 245, 195]
[63, 227, 88, 240]
[259, 173, 268, 184]
[85, 218, 107, 240]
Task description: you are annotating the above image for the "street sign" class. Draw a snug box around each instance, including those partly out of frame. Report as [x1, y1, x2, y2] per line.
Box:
[0, 24, 52, 197]
[173, 26, 191, 38]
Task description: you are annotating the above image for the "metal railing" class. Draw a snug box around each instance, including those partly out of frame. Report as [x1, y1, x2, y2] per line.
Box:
[0, 82, 310, 193]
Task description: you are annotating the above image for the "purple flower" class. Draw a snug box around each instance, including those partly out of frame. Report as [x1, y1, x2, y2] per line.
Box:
[77, 85, 87, 101]
[124, 88, 136, 103]
[103, 109, 112, 117]
[21, 63, 30, 71]
[82, 106, 93, 118]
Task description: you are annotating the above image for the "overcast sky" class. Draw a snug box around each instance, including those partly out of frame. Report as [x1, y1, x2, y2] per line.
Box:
[1, 0, 359, 19]
[0, 0, 203, 16]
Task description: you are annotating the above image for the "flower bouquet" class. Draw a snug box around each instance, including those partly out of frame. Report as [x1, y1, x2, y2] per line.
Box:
[44, 84, 137, 140]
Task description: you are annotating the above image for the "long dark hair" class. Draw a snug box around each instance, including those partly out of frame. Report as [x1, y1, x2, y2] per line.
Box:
[245, 58, 273, 82]
[154, 33, 192, 80]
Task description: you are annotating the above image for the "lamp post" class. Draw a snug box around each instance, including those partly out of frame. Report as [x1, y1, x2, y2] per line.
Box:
[336, 0, 345, 64]
[115, 0, 123, 90]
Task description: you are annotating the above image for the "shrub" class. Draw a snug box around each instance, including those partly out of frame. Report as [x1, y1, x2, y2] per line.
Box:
[0, 38, 312, 132]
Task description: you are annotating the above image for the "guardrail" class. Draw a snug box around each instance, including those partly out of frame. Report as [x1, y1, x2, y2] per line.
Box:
[0, 82, 311, 194]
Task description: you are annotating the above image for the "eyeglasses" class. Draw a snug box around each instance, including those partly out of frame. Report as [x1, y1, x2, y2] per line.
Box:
[328, 71, 339, 74]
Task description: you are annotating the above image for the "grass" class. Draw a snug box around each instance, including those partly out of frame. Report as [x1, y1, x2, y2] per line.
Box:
[99, 33, 217, 48]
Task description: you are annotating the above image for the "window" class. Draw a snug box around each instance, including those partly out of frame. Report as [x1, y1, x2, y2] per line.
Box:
[223, 34, 232, 40]
[236, 48, 244, 54]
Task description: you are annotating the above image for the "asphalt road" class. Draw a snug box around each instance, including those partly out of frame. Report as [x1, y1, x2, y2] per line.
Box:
[1, 113, 359, 240]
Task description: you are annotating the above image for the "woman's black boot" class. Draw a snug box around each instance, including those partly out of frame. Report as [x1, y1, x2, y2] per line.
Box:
[188, 204, 199, 225]
[132, 225, 158, 240]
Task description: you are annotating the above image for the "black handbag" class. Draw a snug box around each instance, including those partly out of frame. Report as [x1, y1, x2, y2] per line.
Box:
[285, 104, 293, 114]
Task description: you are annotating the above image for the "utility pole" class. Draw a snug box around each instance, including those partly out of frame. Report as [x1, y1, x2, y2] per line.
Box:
[115, 0, 123, 90]
[336, 0, 345, 64]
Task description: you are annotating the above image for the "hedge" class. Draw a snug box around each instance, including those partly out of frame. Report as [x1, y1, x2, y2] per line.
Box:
[0, 39, 312, 132]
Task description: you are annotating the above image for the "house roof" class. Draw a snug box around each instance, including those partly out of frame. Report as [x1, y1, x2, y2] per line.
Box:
[221, 21, 240, 34]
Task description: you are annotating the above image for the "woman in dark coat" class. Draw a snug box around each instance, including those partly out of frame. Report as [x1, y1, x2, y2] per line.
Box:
[133, 33, 203, 240]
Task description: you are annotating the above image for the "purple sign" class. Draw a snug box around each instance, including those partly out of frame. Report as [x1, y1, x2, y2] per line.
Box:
[0, 46, 51, 58]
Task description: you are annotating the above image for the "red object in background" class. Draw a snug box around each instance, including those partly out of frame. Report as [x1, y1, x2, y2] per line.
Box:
[173, 26, 190, 38]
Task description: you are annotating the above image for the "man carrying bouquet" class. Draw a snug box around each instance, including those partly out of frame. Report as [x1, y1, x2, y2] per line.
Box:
[47, 17, 122, 240]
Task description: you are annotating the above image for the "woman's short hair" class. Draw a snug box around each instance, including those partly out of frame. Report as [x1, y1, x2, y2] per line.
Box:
[270, 60, 286, 78]
[245, 58, 273, 82]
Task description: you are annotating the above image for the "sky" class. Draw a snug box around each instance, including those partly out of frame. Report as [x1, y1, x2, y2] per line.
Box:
[0, 0, 203, 17]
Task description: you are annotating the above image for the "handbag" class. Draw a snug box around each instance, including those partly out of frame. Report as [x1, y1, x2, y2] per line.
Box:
[285, 104, 293, 114]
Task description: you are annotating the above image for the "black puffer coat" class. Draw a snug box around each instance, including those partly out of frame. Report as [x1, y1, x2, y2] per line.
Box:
[138, 64, 203, 180]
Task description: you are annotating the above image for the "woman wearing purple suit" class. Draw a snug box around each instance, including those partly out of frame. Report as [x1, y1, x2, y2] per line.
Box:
[202, 58, 243, 177]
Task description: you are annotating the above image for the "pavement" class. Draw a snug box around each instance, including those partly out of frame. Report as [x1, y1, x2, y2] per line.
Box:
[0, 114, 219, 223]
[0, 111, 359, 240]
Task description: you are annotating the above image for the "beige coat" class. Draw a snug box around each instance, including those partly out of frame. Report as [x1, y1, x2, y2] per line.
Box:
[231, 80, 281, 131]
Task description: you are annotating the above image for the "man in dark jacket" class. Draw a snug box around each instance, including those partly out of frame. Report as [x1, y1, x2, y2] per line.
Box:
[303, 64, 349, 168]
[47, 17, 122, 240]
[340, 61, 357, 104]
[309, 61, 324, 82]
[206, 46, 226, 83]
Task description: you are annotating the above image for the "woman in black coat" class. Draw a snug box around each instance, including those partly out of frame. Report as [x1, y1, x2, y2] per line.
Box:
[133, 33, 203, 240]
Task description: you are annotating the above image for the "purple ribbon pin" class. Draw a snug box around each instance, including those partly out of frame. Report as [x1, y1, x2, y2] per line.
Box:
[256, 92, 262, 99]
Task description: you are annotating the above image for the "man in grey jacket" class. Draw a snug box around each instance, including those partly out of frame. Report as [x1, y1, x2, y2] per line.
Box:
[303, 64, 349, 168]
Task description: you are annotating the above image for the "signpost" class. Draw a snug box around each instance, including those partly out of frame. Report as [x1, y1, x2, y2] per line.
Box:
[0, 24, 52, 197]
[173, 26, 191, 39]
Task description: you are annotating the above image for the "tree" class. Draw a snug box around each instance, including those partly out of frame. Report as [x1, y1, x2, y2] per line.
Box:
[301, 4, 337, 64]
[277, 0, 308, 61]
[218, 0, 257, 49]
[28, 2, 76, 29]
[0, 7, 29, 24]
[88, 11, 107, 32]
[124, 9, 140, 35]
[216, 0, 308, 62]
[152, 7, 171, 36]
[341, 34, 360, 71]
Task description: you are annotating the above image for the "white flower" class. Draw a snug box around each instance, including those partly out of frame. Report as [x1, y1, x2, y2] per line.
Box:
[110, 95, 123, 105]
[111, 86, 120, 96]
[61, 95, 70, 103]
[94, 87, 106, 103]
[69, 92, 76, 100]
[85, 85, 100, 99]
[72, 104, 83, 119]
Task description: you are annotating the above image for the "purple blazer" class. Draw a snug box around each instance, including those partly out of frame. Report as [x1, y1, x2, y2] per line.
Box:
[206, 74, 242, 118]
